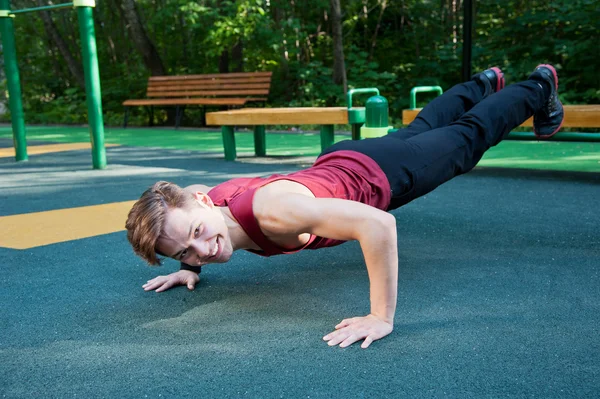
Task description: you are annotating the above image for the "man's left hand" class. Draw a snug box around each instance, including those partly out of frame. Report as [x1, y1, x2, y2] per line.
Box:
[323, 314, 393, 349]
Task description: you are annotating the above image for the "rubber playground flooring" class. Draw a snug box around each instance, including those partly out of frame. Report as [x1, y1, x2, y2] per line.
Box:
[1, 125, 599, 398]
[1, 125, 600, 172]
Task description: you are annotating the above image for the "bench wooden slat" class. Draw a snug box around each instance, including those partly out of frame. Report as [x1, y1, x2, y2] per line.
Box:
[149, 72, 272, 81]
[402, 104, 600, 128]
[148, 77, 273, 86]
[147, 83, 271, 91]
[206, 107, 352, 125]
[245, 98, 268, 102]
[147, 89, 270, 97]
[123, 98, 249, 106]
[123, 72, 272, 130]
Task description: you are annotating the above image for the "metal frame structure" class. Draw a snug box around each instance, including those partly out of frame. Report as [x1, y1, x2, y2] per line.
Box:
[0, 0, 106, 169]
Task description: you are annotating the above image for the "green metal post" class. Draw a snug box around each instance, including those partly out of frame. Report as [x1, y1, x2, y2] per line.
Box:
[361, 95, 392, 138]
[346, 87, 378, 132]
[351, 123, 362, 140]
[221, 126, 236, 161]
[253, 125, 266, 156]
[75, 1, 106, 169]
[0, 0, 27, 161]
[346, 88, 379, 109]
[320, 125, 334, 151]
[410, 86, 443, 109]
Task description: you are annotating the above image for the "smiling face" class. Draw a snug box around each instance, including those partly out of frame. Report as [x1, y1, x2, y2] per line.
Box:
[155, 194, 234, 266]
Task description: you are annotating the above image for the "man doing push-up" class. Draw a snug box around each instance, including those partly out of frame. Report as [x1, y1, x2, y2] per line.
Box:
[125, 64, 564, 349]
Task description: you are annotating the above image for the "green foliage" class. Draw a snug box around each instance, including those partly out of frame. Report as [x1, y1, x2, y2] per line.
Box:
[1, 0, 598, 127]
[291, 61, 339, 107]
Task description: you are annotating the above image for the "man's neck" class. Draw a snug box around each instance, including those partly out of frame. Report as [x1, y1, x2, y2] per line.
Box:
[219, 206, 261, 251]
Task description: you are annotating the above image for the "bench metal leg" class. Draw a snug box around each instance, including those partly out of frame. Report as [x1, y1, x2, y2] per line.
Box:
[221, 126, 237, 161]
[149, 106, 154, 127]
[351, 123, 362, 140]
[320, 125, 335, 151]
[175, 106, 185, 129]
[253, 125, 266, 156]
[123, 107, 129, 128]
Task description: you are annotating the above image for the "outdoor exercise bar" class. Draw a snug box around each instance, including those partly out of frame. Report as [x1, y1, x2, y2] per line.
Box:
[0, 0, 106, 169]
[10, 3, 73, 14]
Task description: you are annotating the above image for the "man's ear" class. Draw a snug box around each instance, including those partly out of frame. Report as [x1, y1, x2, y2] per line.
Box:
[192, 192, 215, 208]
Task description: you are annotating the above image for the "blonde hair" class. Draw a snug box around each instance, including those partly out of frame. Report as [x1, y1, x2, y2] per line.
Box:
[125, 181, 193, 265]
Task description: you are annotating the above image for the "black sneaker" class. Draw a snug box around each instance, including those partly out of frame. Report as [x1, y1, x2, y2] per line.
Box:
[472, 67, 505, 98]
[529, 64, 564, 139]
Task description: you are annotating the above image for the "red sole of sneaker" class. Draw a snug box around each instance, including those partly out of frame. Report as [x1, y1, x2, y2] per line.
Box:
[536, 64, 559, 90]
[489, 67, 505, 92]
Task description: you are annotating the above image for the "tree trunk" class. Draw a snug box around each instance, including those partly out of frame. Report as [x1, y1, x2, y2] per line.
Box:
[218, 41, 243, 74]
[231, 40, 244, 72]
[116, 0, 166, 76]
[179, 12, 189, 68]
[37, 4, 85, 89]
[369, 0, 388, 61]
[219, 50, 229, 73]
[272, 1, 289, 76]
[330, 0, 347, 94]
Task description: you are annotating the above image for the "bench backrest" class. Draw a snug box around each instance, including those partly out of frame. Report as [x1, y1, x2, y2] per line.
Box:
[146, 72, 272, 99]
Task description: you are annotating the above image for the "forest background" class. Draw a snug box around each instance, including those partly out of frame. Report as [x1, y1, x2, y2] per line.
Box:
[3, 0, 599, 127]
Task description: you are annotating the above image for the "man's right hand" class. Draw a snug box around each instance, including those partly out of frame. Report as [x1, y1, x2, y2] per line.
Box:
[142, 270, 200, 293]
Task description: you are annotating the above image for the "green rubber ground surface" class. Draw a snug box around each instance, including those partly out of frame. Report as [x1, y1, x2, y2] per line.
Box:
[1, 126, 599, 398]
[1, 125, 598, 172]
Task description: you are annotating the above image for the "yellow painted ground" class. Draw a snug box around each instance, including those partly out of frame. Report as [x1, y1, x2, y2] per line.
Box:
[0, 143, 120, 158]
[0, 201, 136, 249]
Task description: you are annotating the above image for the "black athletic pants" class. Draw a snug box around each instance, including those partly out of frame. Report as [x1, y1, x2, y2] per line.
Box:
[321, 78, 550, 210]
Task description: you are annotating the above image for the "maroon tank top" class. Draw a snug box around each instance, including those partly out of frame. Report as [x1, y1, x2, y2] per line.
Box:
[207, 150, 391, 256]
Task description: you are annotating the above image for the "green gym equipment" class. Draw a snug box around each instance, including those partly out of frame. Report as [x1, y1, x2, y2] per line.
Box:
[0, 0, 106, 169]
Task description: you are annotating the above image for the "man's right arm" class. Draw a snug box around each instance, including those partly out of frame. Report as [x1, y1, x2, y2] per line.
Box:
[142, 263, 201, 293]
[142, 266, 201, 292]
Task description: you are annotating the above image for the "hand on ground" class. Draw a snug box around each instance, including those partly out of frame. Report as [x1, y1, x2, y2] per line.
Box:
[142, 270, 200, 293]
[323, 314, 393, 349]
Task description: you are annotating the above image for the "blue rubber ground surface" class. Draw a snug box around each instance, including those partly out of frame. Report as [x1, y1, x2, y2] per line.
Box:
[1, 136, 599, 398]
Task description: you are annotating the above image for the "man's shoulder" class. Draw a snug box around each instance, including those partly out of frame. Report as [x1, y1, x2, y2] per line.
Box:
[208, 178, 259, 205]
[255, 179, 316, 201]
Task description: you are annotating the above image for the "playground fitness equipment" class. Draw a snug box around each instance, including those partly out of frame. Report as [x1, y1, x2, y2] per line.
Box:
[0, 0, 106, 169]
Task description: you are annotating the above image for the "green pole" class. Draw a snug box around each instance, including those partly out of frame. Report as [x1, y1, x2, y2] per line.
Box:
[410, 86, 443, 109]
[320, 125, 334, 151]
[75, 0, 106, 169]
[253, 125, 266, 156]
[0, 0, 27, 161]
[221, 126, 237, 161]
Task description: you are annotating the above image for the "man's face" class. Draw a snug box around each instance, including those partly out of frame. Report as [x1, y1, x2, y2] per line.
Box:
[156, 196, 233, 266]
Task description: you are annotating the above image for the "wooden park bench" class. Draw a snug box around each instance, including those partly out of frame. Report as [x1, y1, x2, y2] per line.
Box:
[205, 88, 389, 160]
[206, 107, 366, 161]
[122, 72, 272, 128]
[402, 104, 600, 130]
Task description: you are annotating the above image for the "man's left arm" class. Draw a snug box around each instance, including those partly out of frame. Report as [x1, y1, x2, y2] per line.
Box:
[256, 192, 398, 349]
